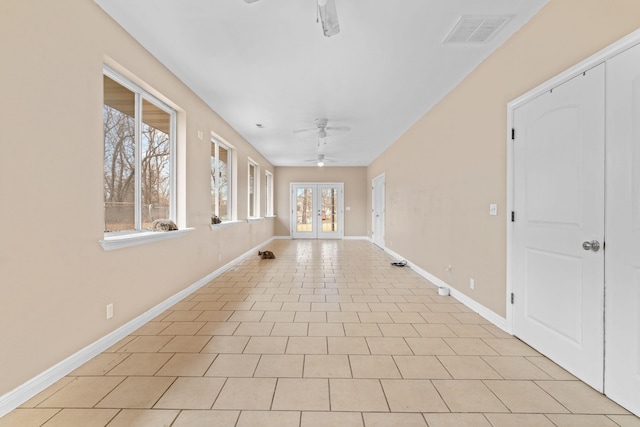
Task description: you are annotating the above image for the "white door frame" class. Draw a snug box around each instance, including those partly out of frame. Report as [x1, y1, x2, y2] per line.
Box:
[506, 28, 640, 334]
[372, 173, 385, 248]
[290, 182, 344, 239]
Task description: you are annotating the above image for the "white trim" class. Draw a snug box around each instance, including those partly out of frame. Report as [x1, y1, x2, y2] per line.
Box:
[265, 170, 274, 217]
[210, 220, 242, 230]
[343, 236, 370, 240]
[100, 228, 193, 251]
[210, 136, 234, 222]
[505, 27, 640, 332]
[383, 246, 510, 333]
[509, 28, 640, 111]
[103, 66, 178, 232]
[246, 217, 264, 223]
[0, 236, 275, 418]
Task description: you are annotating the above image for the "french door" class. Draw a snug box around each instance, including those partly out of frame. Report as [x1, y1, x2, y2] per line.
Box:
[291, 183, 343, 239]
[512, 64, 605, 391]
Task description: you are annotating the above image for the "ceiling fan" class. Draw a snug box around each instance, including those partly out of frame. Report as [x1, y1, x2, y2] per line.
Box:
[293, 118, 350, 146]
[304, 154, 336, 167]
[243, 0, 340, 37]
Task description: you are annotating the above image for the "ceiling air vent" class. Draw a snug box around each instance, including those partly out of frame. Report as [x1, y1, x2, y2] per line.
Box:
[443, 15, 513, 44]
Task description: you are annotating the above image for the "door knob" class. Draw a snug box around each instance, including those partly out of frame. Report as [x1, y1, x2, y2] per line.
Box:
[582, 240, 601, 252]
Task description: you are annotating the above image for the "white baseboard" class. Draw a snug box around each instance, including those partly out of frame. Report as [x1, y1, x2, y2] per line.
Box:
[0, 237, 276, 418]
[382, 246, 510, 333]
[273, 236, 369, 240]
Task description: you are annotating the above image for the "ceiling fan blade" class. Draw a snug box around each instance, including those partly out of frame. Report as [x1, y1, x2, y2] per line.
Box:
[244, 0, 261, 3]
[292, 128, 317, 134]
[325, 126, 351, 132]
[318, 0, 340, 37]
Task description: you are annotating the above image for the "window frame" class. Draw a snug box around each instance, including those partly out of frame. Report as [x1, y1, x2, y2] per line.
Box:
[211, 137, 234, 223]
[102, 65, 177, 235]
[247, 159, 260, 218]
[265, 170, 274, 217]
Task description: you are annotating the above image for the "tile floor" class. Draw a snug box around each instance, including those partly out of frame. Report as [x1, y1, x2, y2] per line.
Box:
[2, 240, 639, 427]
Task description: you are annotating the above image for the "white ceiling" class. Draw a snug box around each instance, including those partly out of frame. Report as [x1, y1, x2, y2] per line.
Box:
[94, 0, 547, 167]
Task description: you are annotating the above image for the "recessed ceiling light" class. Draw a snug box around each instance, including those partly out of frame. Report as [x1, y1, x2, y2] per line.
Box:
[256, 123, 265, 128]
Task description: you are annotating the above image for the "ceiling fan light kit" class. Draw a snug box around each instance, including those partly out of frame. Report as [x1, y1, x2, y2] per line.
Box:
[244, 0, 340, 38]
[317, 0, 340, 37]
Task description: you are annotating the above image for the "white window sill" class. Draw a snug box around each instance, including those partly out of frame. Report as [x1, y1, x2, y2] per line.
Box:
[100, 228, 194, 251]
[265, 215, 276, 219]
[246, 217, 264, 223]
[210, 220, 242, 230]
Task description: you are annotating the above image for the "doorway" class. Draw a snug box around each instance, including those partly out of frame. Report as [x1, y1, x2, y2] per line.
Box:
[509, 34, 640, 416]
[291, 182, 344, 239]
[372, 174, 385, 247]
[512, 64, 605, 391]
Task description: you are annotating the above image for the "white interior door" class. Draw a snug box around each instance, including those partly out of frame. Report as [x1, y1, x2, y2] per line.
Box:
[372, 174, 385, 247]
[604, 43, 640, 414]
[512, 65, 605, 391]
[291, 183, 343, 239]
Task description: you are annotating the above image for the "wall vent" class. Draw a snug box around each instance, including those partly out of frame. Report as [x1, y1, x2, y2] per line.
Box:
[443, 15, 513, 44]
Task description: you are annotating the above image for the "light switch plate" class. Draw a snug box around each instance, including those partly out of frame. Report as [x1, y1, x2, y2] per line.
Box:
[489, 204, 498, 216]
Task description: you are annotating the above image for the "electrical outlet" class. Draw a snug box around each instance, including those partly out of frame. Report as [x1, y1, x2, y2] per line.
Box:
[470, 278, 475, 290]
[489, 204, 498, 216]
[106, 303, 114, 320]
[445, 264, 452, 272]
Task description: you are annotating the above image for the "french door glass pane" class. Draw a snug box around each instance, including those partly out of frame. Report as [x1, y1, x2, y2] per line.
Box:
[296, 187, 314, 232]
[322, 187, 338, 232]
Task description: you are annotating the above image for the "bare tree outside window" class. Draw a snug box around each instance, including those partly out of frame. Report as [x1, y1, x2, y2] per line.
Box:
[248, 162, 257, 217]
[141, 100, 171, 229]
[103, 77, 135, 232]
[211, 141, 230, 221]
[103, 73, 174, 233]
[296, 187, 313, 232]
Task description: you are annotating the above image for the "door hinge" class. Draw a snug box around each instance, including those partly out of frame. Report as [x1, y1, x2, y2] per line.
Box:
[511, 128, 515, 140]
[511, 293, 515, 304]
[511, 211, 515, 222]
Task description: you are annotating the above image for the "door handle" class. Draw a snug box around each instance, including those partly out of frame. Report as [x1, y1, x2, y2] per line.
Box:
[582, 240, 601, 252]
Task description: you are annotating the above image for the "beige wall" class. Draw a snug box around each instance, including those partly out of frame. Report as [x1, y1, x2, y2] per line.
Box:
[274, 167, 368, 237]
[0, 0, 274, 394]
[367, 0, 640, 317]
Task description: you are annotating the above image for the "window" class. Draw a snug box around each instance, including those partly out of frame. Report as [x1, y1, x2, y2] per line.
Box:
[265, 171, 273, 216]
[248, 160, 259, 218]
[211, 138, 232, 221]
[103, 68, 176, 233]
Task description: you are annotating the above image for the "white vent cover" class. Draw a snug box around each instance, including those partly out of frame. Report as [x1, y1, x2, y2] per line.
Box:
[443, 15, 513, 44]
